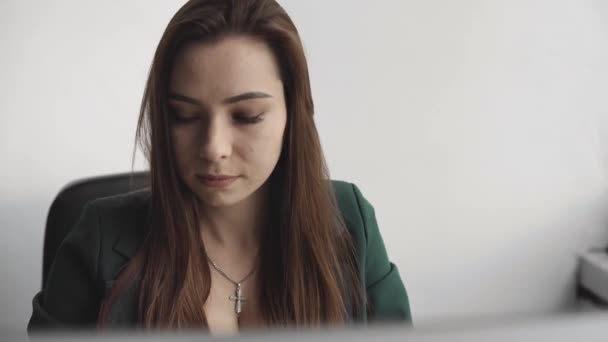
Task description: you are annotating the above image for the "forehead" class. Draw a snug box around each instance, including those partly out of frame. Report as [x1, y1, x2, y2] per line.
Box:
[169, 36, 282, 101]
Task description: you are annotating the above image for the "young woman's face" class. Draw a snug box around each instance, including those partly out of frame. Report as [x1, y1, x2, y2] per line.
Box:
[168, 35, 287, 208]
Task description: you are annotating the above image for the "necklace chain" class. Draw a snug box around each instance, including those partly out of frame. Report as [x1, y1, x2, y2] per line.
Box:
[207, 257, 257, 286]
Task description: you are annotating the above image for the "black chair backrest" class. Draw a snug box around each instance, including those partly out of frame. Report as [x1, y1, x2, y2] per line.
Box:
[42, 171, 150, 287]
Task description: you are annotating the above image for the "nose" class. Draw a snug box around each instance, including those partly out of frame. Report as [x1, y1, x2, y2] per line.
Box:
[198, 116, 232, 162]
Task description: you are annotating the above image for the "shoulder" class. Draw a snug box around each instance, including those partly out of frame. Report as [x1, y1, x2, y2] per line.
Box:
[330, 180, 373, 249]
[87, 188, 151, 226]
[88, 188, 151, 212]
[330, 180, 392, 282]
[28, 189, 152, 329]
[331, 180, 372, 212]
[56, 188, 151, 265]
[84, 189, 152, 281]
[86, 188, 151, 245]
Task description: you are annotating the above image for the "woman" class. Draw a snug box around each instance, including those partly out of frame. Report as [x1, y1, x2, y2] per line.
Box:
[28, 0, 411, 335]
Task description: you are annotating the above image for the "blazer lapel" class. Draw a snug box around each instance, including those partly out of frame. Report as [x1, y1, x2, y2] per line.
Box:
[104, 192, 152, 326]
[105, 236, 146, 326]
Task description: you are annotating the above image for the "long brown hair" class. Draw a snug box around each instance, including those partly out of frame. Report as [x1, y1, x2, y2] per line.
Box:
[98, 0, 363, 329]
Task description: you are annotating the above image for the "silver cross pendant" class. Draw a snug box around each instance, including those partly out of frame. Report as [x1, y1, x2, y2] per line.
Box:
[229, 283, 247, 314]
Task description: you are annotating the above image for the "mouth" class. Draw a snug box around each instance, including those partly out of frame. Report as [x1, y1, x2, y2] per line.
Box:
[199, 174, 238, 180]
[196, 174, 239, 188]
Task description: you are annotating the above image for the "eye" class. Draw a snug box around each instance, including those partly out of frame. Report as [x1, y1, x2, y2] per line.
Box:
[233, 111, 265, 125]
[169, 110, 200, 125]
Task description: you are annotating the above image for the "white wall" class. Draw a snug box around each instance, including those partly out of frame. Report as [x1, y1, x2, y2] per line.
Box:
[1, 0, 607, 331]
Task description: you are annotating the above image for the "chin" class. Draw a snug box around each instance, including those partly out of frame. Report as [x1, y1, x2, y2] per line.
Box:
[202, 200, 230, 208]
[196, 190, 245, 209]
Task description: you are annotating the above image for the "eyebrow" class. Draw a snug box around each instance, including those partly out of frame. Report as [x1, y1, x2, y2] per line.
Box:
[168, 91, 273, 106]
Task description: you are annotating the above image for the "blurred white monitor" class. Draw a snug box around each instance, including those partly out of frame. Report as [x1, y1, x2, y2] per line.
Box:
[10, 311, 608, 342]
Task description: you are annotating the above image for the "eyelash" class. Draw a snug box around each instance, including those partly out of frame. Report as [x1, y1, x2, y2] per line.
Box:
[169, 112, 265, 125]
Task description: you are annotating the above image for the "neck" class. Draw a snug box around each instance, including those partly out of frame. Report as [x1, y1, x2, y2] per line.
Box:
[198, 184, 269, 252]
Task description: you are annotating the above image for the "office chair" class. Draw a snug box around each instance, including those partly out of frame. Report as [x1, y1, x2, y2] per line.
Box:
[41, 171, 150, 288]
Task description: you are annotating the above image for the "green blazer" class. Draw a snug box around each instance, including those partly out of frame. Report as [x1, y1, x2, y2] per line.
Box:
[28, 180, 411, 331]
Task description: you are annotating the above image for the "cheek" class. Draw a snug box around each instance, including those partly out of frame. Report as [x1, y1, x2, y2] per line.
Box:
[171, 129, 200, 170]
[244, 119, 285, 165]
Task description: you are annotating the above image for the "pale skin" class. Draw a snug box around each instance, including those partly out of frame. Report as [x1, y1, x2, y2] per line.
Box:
[168, 35, 288, 335]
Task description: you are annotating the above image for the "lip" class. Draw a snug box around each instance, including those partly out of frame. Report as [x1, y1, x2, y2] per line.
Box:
[200, 174, 238, 180]
[196, 175, 239, 188]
